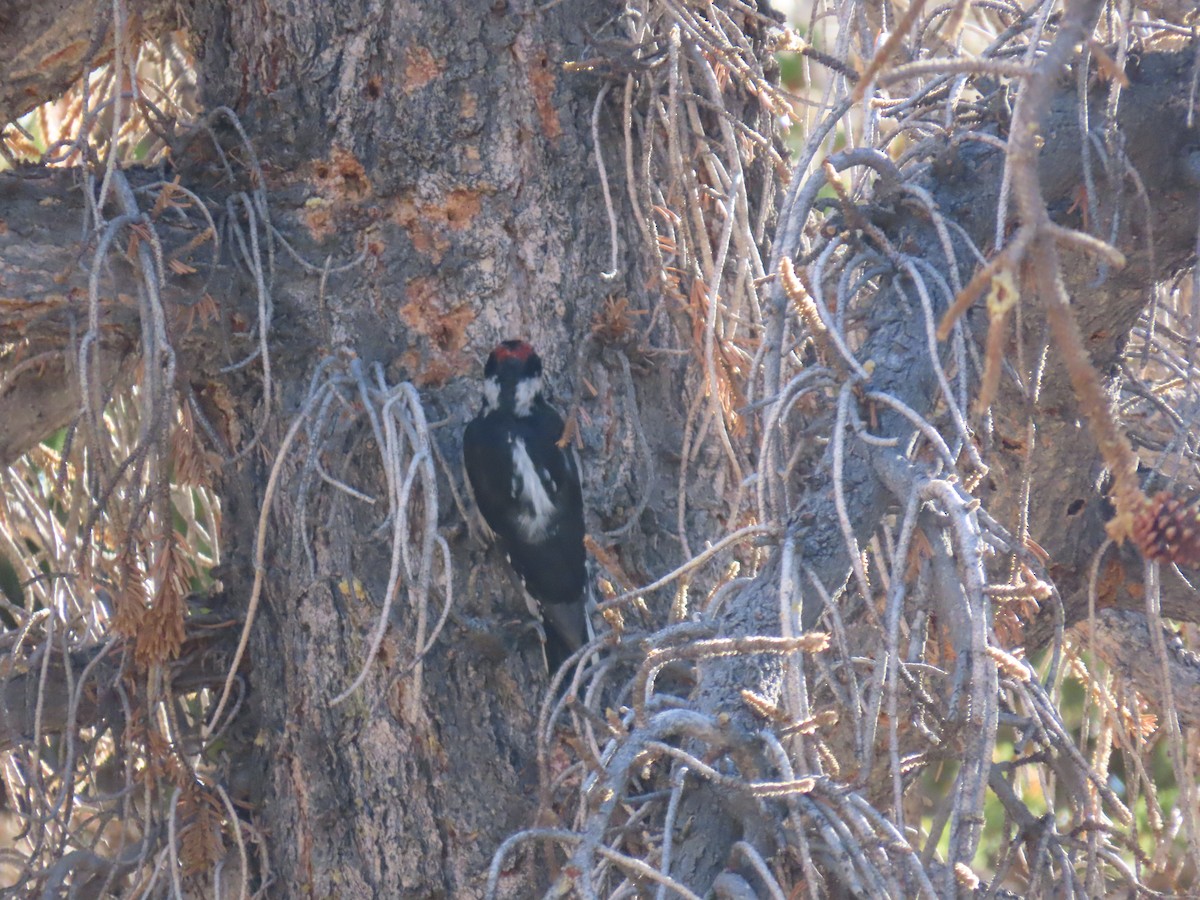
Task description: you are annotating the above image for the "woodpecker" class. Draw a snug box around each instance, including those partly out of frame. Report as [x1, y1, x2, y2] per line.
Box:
[463, 340, 588, 673]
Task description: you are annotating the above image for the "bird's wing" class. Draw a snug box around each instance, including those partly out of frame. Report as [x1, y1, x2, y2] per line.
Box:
[463, 416, 515, 536]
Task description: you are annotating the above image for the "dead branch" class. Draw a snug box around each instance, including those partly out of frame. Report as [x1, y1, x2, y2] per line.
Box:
[0, 0, 178, 125]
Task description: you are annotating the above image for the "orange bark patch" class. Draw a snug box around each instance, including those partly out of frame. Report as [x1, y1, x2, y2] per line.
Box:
[42, 39, 92, 70]
[398, 277, 476, 385]
[311, 147, 371, 201]
[401, 275, 440, 314]
[460, 89, 478, 118]
[302, 203, 335, 243]
[397, 349, 461, 387]
[443, 189, 482, 228]
[400, 277, 475, 349]
[529, 51, 562, 140]
[389, 188, 485, 263]
[391, 198, 447, 260]
[302, 148, 373, 241]
[404, 45, 445, 94]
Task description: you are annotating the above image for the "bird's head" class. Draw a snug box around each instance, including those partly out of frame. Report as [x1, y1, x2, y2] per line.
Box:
[481, 339, 544, 416]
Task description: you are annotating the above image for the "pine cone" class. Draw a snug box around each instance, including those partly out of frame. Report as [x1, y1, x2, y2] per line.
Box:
[1131, 491, 1200, 568]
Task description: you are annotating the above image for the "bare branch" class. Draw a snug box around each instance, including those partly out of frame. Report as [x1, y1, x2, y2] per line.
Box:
[0, 0, 177, 124]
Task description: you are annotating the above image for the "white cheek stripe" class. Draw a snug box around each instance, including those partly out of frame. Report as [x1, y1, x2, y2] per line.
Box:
[514, 375, 542, 417]
[482, 376, 501, 412]
[512, 436, 555, 542]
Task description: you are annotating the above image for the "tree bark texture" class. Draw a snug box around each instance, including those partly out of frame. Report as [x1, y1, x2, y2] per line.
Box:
[181, 1, 723, 895]
[2, 0, 1200, 896]
[0, 0, 178, 125]
[199, 5, 570, 897]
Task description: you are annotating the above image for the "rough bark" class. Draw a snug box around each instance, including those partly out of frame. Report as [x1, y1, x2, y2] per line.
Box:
[2, 0, 1200, 896]
[0, 168, 212, 466]
[0, 2, 720, 887]
[1084, 608, 1200, 731]
[182, 2, 684, 895]
[0, 0, 177, 125]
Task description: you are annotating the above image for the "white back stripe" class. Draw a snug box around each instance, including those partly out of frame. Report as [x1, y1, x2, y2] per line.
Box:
[511, 436, 555, 542]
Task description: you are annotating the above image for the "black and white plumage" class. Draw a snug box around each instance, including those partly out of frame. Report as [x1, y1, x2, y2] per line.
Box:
[463, 340, 588, 673]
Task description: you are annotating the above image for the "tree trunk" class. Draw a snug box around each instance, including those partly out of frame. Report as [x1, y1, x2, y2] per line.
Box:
[5, 0, 1200, 896]
[182, 1, 766, 895]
